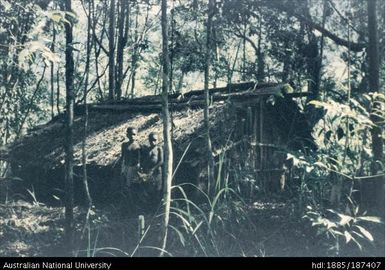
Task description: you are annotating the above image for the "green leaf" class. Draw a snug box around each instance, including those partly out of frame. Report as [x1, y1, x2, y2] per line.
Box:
[344, 231, 352, 243]
[283, 84, 294, 93]
[325, 219, 337, 229]
[328, 212, 353, 226]
[65, 11, 78, 19]
[351, 231, 364, 239]
[51, 13, 63, 23]
[0, 0, 12, 11]
[354, 225, 374, 241]
[329, 228, 343, 236]
[356, 216, 383, 224]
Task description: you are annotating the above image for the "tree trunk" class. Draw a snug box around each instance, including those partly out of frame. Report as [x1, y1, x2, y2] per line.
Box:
[160, 0, 174, 256]
[204, 0, 215, 193]
[242, 22, 247, 81]
[176, 71, 185, 93]
[130, 55, 137, 98]
[319, 0, 327, 100]
[91, 0, 106, 100]
[256, 18, 265, 82]
[213, 21, 218, 89]
[116, 0, 127, 99]
[56, 64, 61, 115]
[50, 25, 56, 120]
[367, 0, 384, 216]
[304, 0, 321, 101]
[130, 4, 139, 99]
[170, 3, 175, 93]
[108, 0, 116, 100]
[63, 0, 75, 253]
[82, 0, 93, 208]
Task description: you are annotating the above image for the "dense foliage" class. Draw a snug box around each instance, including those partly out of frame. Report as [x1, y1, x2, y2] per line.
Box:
[0, 0, 384, 257]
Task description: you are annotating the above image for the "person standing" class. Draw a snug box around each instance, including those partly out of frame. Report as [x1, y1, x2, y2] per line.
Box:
[141, 132, 164, 199]
[121, 127, 141, 188]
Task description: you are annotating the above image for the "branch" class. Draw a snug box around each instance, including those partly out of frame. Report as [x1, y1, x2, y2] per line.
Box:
[233, 29, 259, 54]
[86, 0, 108, 55]
[258, 0, 366, 52]
[76, 63, 109, 105]
[326, 0, 364, 36]
[16, 64, 47, 139]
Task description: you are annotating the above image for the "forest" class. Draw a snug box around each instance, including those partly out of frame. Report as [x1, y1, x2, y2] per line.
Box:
[0, 0, 384, 258]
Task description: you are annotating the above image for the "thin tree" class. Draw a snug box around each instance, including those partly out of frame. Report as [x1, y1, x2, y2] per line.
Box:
[128, 2, 152, 98]
[169, 0, 175, 93]
[303, 0, 321, 101]
[90, 0, 107, 100]
[367, 0, 384, 215]
[63, 0, 75, 253]
[256, 17, 265, 82]
[241, 22, 247, 81]
[116, 0, 128, 99]
[108, 0, 116, 100]
[56, 65, 61, 114]
[50, 24, 56, 120]
[130, 2, 139, 99]
[160, 0, 174, 256]
[81, 0, 93, 208]
[204, 0, 215, 193]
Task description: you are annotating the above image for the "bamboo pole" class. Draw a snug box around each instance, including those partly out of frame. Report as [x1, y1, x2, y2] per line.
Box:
[259, 98, 264, 192]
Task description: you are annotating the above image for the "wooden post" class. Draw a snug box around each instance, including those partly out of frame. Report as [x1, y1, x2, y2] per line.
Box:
[137, 215, 145, 256]
[252, 106, 257, 145]
[247, 106, 253, 135]
[138, 215, 145, 241]
[251, 105, 258, 200]
[246, 106, 253, 160]
[259, 98, 264, 193]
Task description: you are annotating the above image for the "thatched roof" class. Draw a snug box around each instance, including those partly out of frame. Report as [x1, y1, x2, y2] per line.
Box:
[0, 82, 311, 170]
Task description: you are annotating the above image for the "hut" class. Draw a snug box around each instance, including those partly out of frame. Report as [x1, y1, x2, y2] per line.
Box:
[0, 82, 314, 204]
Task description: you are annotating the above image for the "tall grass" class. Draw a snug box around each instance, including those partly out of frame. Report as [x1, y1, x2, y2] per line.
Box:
[165, 179, 259, 256]
[73, 136, 265, 257]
